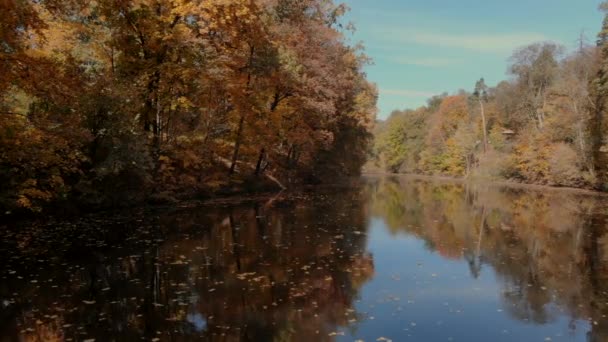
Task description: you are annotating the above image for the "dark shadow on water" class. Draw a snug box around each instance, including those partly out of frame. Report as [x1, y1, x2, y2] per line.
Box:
[0, 189, 373, 341]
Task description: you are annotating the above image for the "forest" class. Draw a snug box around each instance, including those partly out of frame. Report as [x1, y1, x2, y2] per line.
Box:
[0, 0, 377, 212]
[4, 1, 608, 341]
[369, 3, 608, 191]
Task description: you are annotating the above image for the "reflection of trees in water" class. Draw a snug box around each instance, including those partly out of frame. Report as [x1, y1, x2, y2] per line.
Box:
[0, 190, 374, 341]
[369, 176, 608, 339]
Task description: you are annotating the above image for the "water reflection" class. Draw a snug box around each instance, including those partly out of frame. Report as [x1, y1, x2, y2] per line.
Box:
[3, 176, 608, 341]
[0, 190, 373, 341]
[368, 176, 608, 341]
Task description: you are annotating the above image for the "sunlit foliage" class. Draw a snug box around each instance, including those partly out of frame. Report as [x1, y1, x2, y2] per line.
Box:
[0, 0, 377, 211]
[370, 31, 606, 189]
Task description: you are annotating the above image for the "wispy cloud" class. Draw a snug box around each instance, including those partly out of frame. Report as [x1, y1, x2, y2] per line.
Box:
[388, 57, 461, 67]
[380, 88, 438, 98]
[375, 28, 553, 53]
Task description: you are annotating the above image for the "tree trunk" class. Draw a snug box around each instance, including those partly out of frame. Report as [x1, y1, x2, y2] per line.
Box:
[479, 99, 488, 153]
[153, 94, 161, 150]
[591, 86, 606, 188]
[286, 145, 294, 169]
[465, 153, 472, 178]
[535, 87, 545, 130]
[144, 70, 161, 134]
[229, 44, 255, 176]
[229, 114, 245, 175]
[254, 147, 266, 176]
[573, 101, 595, 175]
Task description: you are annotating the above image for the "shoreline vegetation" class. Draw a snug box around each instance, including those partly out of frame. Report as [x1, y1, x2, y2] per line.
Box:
[363, 172, 608, 197]
[2, 180, 364, 224]
[368, 3, 608, 194]
[0, 0, 377, 216]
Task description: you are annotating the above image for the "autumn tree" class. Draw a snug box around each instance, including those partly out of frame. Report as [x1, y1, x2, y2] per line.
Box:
[0, 0, 377, 212]
[509, 42, 563, 130]
[0, 0, 94, 210]
[370, 26, 601, 188]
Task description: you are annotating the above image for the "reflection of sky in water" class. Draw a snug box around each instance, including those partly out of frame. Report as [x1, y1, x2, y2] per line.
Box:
[185, 272, 204, 333]
[187, 312, 207, 332]
[2, 177, 607, 341]
[337, 216, 593, 342]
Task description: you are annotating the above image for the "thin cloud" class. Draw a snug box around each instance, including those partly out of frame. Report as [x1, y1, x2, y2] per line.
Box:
[388, 57, 461, 67]
[381, 88, 438, 98]
[375, 28, 553, 53]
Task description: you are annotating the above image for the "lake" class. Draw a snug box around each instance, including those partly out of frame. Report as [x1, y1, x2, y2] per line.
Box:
[2, 175, 608, 341]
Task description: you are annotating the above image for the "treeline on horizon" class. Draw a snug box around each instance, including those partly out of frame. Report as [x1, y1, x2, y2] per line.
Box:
[370, 3, 608, 191]
[0, 0, 377, 212]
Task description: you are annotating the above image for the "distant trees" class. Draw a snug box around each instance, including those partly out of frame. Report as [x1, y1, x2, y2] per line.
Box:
[371, 34, 606, 188]
[374, 109, 425, 173]
[509, 42, 563, 131]
[369, 2, 608, 191]
[0, 0, 377, 211]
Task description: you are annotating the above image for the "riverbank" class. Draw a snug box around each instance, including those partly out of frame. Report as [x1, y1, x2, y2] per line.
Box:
[1, 176, 283, 222]
[1, 176, 366, 224]
[363, 172, 608, 197]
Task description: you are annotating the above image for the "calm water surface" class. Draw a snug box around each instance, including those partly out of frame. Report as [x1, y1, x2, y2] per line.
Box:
[2, 175, 608, 341]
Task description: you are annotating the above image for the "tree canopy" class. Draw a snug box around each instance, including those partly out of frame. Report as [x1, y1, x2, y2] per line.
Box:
[370, 37, 605, 189]
[0, 0, 377, 212]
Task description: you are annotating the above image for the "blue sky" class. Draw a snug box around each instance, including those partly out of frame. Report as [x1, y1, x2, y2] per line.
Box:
[343, 0, 605, 119]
